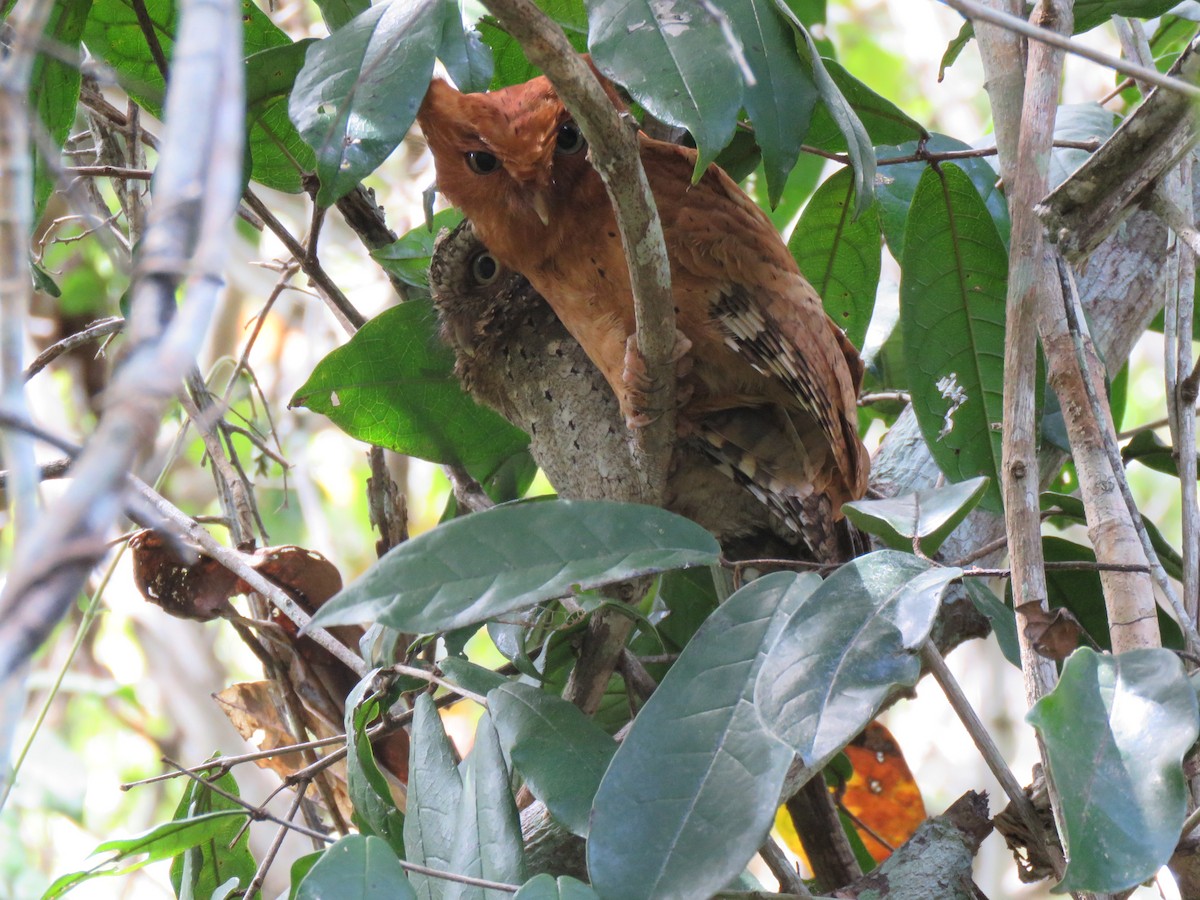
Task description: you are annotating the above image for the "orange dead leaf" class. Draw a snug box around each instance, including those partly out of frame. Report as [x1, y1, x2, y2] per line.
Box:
[841, 721, 927, 862]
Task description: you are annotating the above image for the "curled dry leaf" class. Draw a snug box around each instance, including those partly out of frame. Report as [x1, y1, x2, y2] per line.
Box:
[130, 530, 238, 622]
[1015, 601, 1084, 661]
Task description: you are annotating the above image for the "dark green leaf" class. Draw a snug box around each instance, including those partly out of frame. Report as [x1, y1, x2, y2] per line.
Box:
[30, 260, 62, 298]
[488, 684, 617, 837]
[900, 164, 1008, 510]
[288, 853, 323, 900]
[842, 475, 989, 555]
[169, 766, 256, 900]
[939, 18, 973, 81]
[513, 875, 599, 899]
[372, 210, 464, 288]
[405, 694, 463, 900]
[309, 500, 719, 633]
[345, 675, 405, 854]
[479, 0, 588, 89]
[875, 134, 1010, 260]
[746, 151, 825, 231]
[756, 551, 957, 763]
[1074, 0, 1180, 34]
[315, 0, 369, 32]
[443, 715, 527, 898]
[588, 572, 812, 900]
[1122, 428, 1197, 476]
[245, 41, 318, 112]
[438, 3, 493, 93]
[32, 0, 93, 218]
[289, 299, 529, 471]
[1028, 648, 1198, 893]
[289, 0, 444, 205]
[295, 835, 416, 900]
[722, 0, 819, 205]
[965, 580, 1021, 668]
[587, 0, 743, 170]
[788, 167, 881, 348]
[801, 57, 925, 153]
[438, 658, 512, 696]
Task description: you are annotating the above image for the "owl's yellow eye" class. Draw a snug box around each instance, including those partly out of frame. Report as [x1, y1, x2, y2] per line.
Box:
[555, 121, 586, 155]
[471, 252, 500, 285]
[466, 150, 500, 174]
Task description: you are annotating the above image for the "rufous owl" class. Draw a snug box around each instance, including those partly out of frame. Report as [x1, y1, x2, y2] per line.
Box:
[416, 61, 869, 560]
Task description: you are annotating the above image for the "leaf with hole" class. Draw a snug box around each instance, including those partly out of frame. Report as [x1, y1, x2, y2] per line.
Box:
[1028, 648, 1198, 894]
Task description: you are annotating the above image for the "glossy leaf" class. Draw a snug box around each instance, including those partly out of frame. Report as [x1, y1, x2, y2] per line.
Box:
[317, 0, 370, 31]
[405, 694, 464, 900]
[437, 1, 493, 93]
[802, 57, 925, 153]
[1049, 103, 1117, 189]
[843, 475, 989, 555]
[588, 572, 814, 900]
[1122, 428, 1199, 477]
[513, 875, 599, 899]
[488, 684, 617, 837]
[722, 0, 819, 205]
[1074, 0, 1179, 33]
[1028, 648, 1198, 893]
[587, 0, 743, 171]
[345, 675, 405, 855]
[443, 715, 527, 899]
[290, 0, 445, 205]
[290, 299, 529, 472]
[480, 0, 588, 89]
[788, 167, 881, 347]
[900, 164, 1008, 510]
[309, 500, 719, 633]
[965, 580, 1021, 668]
[875, 134, 1010, 260]
[295, 835, 416, 900]
[372, 210, 464, 288]
[169, 767, 256, 900]
[32, 0, 92, 218]
[756, 552, 957, 764]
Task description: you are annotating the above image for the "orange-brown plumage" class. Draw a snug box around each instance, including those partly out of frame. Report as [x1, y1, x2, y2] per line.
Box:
[416, 68, 869, 557]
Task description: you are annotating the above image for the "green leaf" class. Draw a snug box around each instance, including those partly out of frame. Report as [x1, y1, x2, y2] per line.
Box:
[488, 684, 617, 837]
[722, 0, 819, 206]
[443, 715, 527, 899]
[288, 853, 323, 900]
[586, 0, 743, 171]
[246, 41, 318, 112]
[875, 134, 1010, 261]
[479, 0, 588, 89]
[295, 835, 416, 900]
[438, 658, 511, 696]
[1028, 648, 1198, 893]
[788, 167, 881, 347]
[169, 765, 256, 900]
[900, 163, 1008, 510]
[513, 875, 600, 899]
[42, 812, 248, 899]
[345, 675, 406, 854]
[289, 0, 445, 205]
[964, 580, 1021, 668]
[1074, 0, 1180, 34]
[588, 572, 813, 900]
[801, 56, 926, 152]
[32, 0, 93, 219]
[289, 299, 529, 471]
[315, 0, 370, 31]
[842, 475, 989, 556]
[756, 551, 957, 763]
[437, 2, 493, 93]
[939, 18, 973, 81]
[372, 210, 464, 288]
[1121, 428, 1198, 476]
[308, 500, 720, 632]
[1049, 103, 1117, 189]
[405, 694, 464, 900]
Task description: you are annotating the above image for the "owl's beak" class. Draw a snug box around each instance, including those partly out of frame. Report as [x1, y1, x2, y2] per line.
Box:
[531, 190, 551, 227]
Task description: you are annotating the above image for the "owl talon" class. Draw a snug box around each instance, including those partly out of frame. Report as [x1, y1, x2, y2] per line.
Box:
[621, 330, 694, 428]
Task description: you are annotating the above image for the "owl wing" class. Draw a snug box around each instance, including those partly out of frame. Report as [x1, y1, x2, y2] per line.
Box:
[644, 138, 869, 503]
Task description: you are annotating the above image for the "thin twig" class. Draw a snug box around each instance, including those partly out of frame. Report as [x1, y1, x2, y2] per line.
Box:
[23, 316, 125, 381]
[941, 0, 1200, 98]
[66, 165, 153, 180]
[758, 837, 813, 898]
[921, 641, 1065, 879]
[244, 781, 311, 898]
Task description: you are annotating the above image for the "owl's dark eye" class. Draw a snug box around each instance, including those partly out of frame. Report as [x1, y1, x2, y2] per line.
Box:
[471, 252, 500, 285]
[465, 150, 500, 174]
[555, 121, 586, 155]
